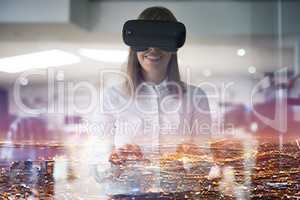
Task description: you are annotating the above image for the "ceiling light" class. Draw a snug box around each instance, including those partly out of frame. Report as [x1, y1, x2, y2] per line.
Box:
[79, 48, 128, 64]
[237, 48, 246, 57]
[248, 66, 256, 74]
[0, 49, 80, 73]
[203, 69, 212, 77]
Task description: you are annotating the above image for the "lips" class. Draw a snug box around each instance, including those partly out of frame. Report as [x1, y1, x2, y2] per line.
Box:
[145, 54, 161, 62]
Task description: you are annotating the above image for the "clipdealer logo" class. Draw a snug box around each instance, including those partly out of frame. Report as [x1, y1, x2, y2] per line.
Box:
[12, 67, 289, 133]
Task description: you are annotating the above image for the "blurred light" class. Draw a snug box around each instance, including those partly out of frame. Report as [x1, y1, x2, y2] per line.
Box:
[203, 69, 212, 77]
[248, 66, 256, 74]
[53, 156, 68, 181]
[250, 122, 258, 132]
[79, 48, 128, 64]
[0, 50, 80, 73]
[131, 188, 140, 193]
[208, 165, 220, 179]
[180, 156, 193, 171]
[237, 48, 246, 56]
[19, 77, 28, 85]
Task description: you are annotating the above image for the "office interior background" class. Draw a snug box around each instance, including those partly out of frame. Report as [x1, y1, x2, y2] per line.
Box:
[0, 0, 299, 199]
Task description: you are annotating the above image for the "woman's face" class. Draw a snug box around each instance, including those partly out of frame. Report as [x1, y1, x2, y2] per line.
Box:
[137, 47, 172, 73]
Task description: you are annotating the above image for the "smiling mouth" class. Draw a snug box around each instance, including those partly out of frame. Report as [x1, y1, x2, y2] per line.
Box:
[145, 54, 161, 62]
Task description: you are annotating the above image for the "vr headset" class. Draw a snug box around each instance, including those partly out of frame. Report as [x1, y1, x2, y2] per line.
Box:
[122, 20, 186, 52]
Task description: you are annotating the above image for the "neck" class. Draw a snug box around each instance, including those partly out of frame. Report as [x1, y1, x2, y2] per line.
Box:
[142, 69, 167, 84]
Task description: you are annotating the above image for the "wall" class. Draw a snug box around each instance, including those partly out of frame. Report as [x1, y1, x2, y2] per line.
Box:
[0, 0, 70, 23]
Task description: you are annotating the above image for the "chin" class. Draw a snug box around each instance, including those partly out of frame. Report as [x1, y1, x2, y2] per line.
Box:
[144, 63, 162, 69]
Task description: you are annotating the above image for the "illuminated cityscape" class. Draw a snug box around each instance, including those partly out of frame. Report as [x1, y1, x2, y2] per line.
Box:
[0, 137, 298, 199]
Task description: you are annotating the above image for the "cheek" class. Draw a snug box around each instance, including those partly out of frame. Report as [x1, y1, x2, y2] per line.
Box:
[137, 53, 145, 65]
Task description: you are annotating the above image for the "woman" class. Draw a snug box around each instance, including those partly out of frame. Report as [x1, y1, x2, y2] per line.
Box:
[96, 6, 211, 196]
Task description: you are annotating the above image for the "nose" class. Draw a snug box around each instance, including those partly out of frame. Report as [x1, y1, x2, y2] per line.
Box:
[148, 47, 160, 52]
